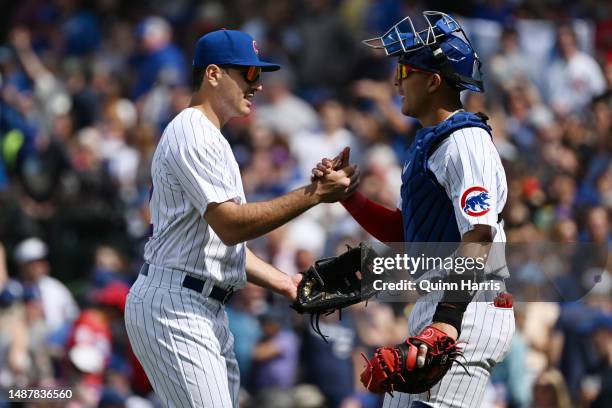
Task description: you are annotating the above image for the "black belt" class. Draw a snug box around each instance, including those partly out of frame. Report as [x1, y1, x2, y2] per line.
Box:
[140, 264, 235, 305]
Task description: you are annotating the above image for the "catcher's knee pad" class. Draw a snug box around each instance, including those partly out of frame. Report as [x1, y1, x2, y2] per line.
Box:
[410, 401, 435, 408]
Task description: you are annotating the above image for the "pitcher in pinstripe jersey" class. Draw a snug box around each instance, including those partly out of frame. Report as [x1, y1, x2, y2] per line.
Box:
[124, 30, 359, 408]
[314, 12, 514, 407]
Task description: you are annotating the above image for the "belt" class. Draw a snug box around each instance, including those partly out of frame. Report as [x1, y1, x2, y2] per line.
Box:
[140, 264, 235, 305]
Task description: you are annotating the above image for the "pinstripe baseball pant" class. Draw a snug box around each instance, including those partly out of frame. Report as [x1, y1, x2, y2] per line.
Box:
[383, 287, 516, 408]
[125, 265, 240, 408]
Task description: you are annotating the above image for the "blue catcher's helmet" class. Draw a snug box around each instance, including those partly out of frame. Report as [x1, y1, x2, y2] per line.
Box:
[363, 11, 484, 92]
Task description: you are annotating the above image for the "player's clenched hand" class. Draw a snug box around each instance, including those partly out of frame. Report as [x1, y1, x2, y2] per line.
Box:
[313, 165, 359, 203]
[360, 324, 462, 395]
[282, 273, 303, 302]
[416, 322, 458, 367]
[311, 146, 351, 181]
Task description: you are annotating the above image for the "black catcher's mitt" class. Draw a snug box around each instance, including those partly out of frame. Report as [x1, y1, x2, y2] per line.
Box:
[292, 243, 379, 338]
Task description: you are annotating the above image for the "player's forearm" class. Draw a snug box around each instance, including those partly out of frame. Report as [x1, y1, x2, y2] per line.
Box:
[209, 185, 320, 245]
[432, 225, 494, 336]
[245, 247, 293, 297]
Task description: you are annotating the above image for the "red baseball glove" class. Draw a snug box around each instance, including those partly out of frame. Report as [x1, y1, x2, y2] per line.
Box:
[360, 325, 465, 395]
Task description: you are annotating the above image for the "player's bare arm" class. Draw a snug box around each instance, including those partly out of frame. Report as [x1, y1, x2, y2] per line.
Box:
[204, 165, 359, 246]
[423, 224, 494, 356]
[244, 247, 301, 301]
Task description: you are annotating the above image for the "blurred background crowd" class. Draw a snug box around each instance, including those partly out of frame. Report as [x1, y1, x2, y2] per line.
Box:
[0, 0, 611, 407]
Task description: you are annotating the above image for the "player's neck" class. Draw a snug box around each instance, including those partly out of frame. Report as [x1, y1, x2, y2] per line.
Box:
[417, 87, 463, 127]
[189, 99, 223, 129]
[419, 102, 464, 127]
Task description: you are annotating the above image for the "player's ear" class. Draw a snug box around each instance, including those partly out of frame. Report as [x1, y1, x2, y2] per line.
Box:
[427, 73, 443, 94]
[205, 64, 223, 87]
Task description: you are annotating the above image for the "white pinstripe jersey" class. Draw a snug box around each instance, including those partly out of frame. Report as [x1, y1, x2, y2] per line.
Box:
[144, 107, 247, 288]
[427, 126, 508, 243]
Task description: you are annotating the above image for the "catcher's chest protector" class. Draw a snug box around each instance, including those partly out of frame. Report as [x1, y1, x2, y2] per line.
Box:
[400, 112, 492, 245]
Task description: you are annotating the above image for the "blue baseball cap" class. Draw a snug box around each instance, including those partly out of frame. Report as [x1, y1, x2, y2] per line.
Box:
[193, 30, 280, 71]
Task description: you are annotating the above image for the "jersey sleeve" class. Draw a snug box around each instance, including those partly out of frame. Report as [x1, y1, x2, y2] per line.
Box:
[429, 127, 502, 237]
[164, 118, 241, 216]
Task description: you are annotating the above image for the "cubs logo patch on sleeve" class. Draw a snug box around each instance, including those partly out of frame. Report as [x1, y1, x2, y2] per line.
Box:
[461, 186, 491, 217]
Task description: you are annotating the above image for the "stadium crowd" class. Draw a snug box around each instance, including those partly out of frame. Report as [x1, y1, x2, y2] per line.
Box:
[0, 0, 611, 407]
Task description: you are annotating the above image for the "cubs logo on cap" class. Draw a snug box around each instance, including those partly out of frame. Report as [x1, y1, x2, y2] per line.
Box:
[193, 30, 280, 71]
[461, 186, 491, 217]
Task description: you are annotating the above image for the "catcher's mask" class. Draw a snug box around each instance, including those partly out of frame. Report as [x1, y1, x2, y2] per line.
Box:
[362, 11, 484, 93]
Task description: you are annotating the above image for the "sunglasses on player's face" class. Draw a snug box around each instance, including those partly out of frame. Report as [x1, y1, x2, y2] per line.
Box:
[396, 63, 432, 82]
[223, 65, 262, 85]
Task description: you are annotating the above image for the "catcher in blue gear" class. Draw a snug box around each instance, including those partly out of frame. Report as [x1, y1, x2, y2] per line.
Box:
[313, 11, 514, 408]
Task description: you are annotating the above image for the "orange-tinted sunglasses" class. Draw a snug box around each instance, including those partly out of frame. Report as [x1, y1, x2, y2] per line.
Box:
[223, 65, 262, 84]
[242, 66, 262, 83]
[396, 63, 432, 81]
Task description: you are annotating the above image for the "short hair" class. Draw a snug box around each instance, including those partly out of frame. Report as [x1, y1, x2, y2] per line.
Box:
[192, 67, 205, 92]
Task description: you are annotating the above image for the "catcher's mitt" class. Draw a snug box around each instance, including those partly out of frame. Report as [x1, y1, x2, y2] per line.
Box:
[292, 243, 379, 339]
[360, 325, 466, 395]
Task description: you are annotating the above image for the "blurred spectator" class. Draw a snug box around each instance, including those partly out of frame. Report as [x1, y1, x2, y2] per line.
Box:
[491, 304, 532, 408]
[587, 314, 612, 408]
[0, 242, 29, 388]
[15, 237, 79, 333]
[490, 26, 537, 96]
[581, 206, 611, 243]
[240, 123, 296, 201]
[132, 16, 186, 100]
[351, 78, 416, 148]
[555, 270, 611, 401]
[531, 369, 572, 408]
[90, 246, 130, 289]
[545, 24, 606, 115]
[65, 279, 150, 406]
[551, 219, 578, 242]
[59, 1, 102, 56]
[10, 27, 72, 127]
[93, 280, 151, 396]
[1, 242, 55, 390]
[354, 302, 406, 348]
[286, 217, 327, 264]
[2, 27, 75, 204]
[227, 284, 265, 388]
[99, 98, 140, 193]
[66, 308, 112, 384]
[302, 312, 357, 407]
[251, 308, 299, 391]
[256, 70, 319, 138]
[358, 145, 401, 209]
[292, 99, 359, 182]
[295, 0, 357, 92]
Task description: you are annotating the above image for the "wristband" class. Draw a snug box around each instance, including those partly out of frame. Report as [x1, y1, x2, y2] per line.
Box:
[432, 302, 467, 336]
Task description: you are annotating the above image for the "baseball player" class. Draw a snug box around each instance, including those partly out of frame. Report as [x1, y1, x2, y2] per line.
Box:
[314, 12, 514, 407]
[124, 29, 358, 408]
